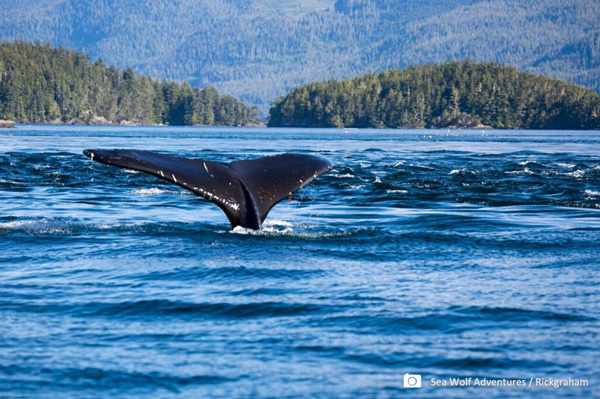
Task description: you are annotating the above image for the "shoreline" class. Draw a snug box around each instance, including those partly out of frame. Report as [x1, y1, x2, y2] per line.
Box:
[0, 119, 16, 129]
[6, 122, 600, 131]
[6, 121, 267, 128]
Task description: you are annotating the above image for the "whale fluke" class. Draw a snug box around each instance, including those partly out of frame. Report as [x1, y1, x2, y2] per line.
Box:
[83, 149, 333, 230]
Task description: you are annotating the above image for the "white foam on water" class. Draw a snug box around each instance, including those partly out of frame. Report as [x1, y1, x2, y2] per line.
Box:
[386, 189, 408, 194]
[132, 187, 187, 195]
[565, 170, 585, 178]
[98, 222, 144, 230]
[518, 160, 544, 167]
[565, 166, 600, 179]
[264, 219, 293, 228]
[505, 168, 535, 175]
[0, 220, 31, 229]
[556, 163, 576, 169]
[230, 225, 294, 235]
[0, 219, 73, 234]
[330, 173, 355, 179]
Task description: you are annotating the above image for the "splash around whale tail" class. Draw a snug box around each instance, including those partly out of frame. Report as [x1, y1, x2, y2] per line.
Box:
[83, 149, 333, 230]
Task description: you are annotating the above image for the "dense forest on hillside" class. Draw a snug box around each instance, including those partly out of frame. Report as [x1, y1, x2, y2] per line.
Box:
[0, 41, 260, 125]
[0, 0, 598, 115]
[269, 61, 600, 129]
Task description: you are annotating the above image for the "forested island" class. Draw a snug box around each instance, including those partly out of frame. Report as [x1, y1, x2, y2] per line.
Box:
[0, 41, 260, 126]
[269, 61, 600, 130]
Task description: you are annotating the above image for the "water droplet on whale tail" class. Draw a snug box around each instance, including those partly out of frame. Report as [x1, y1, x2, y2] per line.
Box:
[83, 149, 333, 230]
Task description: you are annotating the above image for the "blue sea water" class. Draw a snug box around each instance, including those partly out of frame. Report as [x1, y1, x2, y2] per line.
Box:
[0, 125, 599, 398]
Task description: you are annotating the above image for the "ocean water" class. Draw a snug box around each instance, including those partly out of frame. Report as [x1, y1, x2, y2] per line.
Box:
[1, 126, 599, 398]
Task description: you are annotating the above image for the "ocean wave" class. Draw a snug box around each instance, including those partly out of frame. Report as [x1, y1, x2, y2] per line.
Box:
[408, 163, 436, 171]
[506, 167, 536, 175]
[453, 306, 595, 322]
[0, 218, 207, 236]
[320, 306, 593, 335]
[449, 168, 477, 176]
[556, 163, 576, 169]
[2, 299, 334, 319]
[564, 166, 600, 179]
[134, 265, 325, 282]
[565, 170, 586, 178]
[0, 219, 76, 234]
[517, 160, 551, 170]
[0, 365, 234, 391]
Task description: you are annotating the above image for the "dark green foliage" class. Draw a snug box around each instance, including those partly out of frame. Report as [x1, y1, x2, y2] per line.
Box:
[269, 61, 600, 130]
[0, 0, 598, 116]
[0, 41, 260, 125]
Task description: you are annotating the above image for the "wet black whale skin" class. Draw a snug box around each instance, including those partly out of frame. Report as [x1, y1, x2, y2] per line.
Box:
[83, 149, 334, 229]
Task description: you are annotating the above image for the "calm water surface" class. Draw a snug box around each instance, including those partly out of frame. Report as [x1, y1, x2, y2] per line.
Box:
[1, 126, 599, 398]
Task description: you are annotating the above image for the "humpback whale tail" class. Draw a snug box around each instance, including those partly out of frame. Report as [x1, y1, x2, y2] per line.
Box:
[83, 149, 333, 230]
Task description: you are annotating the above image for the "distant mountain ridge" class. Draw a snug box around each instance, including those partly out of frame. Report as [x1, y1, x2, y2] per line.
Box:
[1, 0, 598, 116]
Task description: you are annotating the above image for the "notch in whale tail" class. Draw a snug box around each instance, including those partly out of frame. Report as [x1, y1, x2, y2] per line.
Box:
[83, 149, 334, 230]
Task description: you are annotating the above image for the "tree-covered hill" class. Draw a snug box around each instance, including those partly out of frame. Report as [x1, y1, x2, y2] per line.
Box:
[268, 61, 600, 130]
[0, 41, 260, 125]
[0, 0, 598, 116]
